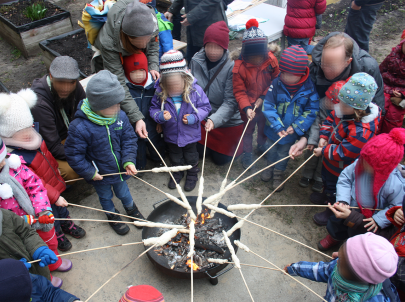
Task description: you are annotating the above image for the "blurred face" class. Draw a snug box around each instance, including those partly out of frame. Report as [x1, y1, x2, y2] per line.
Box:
[166, 74, 184, 97]
[130, 69, 146, 84]
[205, 43, 224, 63]
[12, 128, 37, 143]
[50, 76, 77, 99]
[280, 71, 301, 85]
[363, 159, 374, 174]
[128, 36, 151, 49]
[246, 55, 265, 66]
[334, 101, 355, 118]
[97, 104, 120, 118]
[321, 46, 353, 80]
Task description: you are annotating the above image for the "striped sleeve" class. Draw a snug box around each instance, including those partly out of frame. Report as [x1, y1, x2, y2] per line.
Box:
[322, 134, 369, 162]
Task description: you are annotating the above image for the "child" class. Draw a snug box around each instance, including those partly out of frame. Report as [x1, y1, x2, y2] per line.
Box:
[232, 19, 280, 169]
[0, 89, 85, 252]
[299, 81, 346, 192]
[123, 52, 165, 172]
[261, 45, 319, 192]
[312, 73, 381, 226]
[284, 233, 400, 302]
[149, 50, 211, 191]
[318, 128, 405, 251]
[65, 70, 141, 236]
[379, 39, 405, 134]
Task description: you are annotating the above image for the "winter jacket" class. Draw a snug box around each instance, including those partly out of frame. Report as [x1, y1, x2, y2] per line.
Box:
[380, 39, 405, 97]
[94, 0, 159, 124]
[0, 209, 50, 280]
[307, 105, 330, 146]
[283, 0, 327, 39]
[149, 78, 212, 147]
[354, 0, 385, 6]
[168, 0, 227, 48]
[190, 48, 243, 128]
[31, 273, 79, 302]
[310, 32, 385, 114]
[336, 161, 405, 229]
[319, 103, 381, 177]
[232, 48, 280, 112]
[31, 75, 86, 160]
[156, 10, 173, 59]
[65, 101, 137, 185]
[386, 205, 405, 257]
[263, 70, 319, 145]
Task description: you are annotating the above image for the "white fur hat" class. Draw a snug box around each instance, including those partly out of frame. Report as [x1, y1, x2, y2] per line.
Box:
[0, 89, 37, 138]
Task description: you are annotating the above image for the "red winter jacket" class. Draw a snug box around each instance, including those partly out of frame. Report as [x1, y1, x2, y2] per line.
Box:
[386, 206, 405, 257]
[380, 39, 405, 97]
[283, 0, 327, 39]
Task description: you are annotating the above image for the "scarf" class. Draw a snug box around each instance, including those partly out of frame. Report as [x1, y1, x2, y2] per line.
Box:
[81, 99, 117, 125]
[331, 266, 382, 302]
[282, 67, 309, 96]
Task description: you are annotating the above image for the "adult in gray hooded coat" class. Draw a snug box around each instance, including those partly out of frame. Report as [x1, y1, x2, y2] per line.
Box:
[190, 21, 244, 165]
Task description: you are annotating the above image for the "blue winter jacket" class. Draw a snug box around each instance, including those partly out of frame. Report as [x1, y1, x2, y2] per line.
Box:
[263, 73, 319, 144]
[156, 10, 174, 59]
[31, 273, 79, 302]
[65, 100, 137, 185]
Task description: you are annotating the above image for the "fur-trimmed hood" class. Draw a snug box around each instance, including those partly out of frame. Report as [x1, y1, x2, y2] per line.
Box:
[230, 43, 281, 61]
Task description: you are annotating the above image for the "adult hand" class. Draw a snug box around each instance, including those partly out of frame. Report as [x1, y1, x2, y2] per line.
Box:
[205, 119, 215, 132]
[182, 114, 190, 124]
[255, 98, 263, 108]
[164, 12, 173, 22]
[246, 109, 256, 120]
[329, 202, 351, 219]
[163, 111, 172, 121]
[393, 90, 401, 98]
[286, 126, 294, 135]
[33, 247, 58, 267]
[125, 164, 137, 176]
[313, 147, 323, 157]
[181, 15, 191, 26]
[307, 144, 315, 152]
[394, 208, 405, 225]
[351, 1, 361, 10]
[93, 173, 103, 181]
[55, 196, 68, 207]
[278, 130, 287, 138]
[332, 252, 339, 259]
[363, 217, 379, 233]
[135, 119, 148, 138]
[156, 123, 163, 134]
[318, 138, 327, 148]
[391, 97, 403, 106]
[289, 137, 307, 159]
[20, 258, 31, 270]
[150, 70, 160, 81]
[283, 263, 292, 273]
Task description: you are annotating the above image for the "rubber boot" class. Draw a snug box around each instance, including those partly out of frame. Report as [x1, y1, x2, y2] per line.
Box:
[106, 210, 130, 235]
[125, 204, 145, 229]
[272, 169, 285, 192]
[168, 171, 184, 189]
[184, 164, 200, 192]
[310, 192, 328, 205]
[260, 162, 274, 182]
[313, 208, 334, 226]
[318, 234, 340, 251]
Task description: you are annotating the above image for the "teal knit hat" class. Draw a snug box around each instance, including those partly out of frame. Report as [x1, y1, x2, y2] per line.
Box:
[338, 72, 377, 110]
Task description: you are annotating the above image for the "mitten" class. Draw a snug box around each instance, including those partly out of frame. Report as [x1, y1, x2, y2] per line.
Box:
[32, 246, 58, 267]
[22, 215, 36, 225]
[315, 14, 322, 29]
[37, 212, 54, 224]
[20, 258, 31, 270]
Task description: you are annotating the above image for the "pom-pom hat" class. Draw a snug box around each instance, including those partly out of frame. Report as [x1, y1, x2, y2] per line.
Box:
[241, 19, 268, 59]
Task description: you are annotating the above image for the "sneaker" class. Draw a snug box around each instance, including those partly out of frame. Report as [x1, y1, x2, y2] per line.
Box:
[309, 192, 328, 205]
[56, 229, 72, 252]
[51, 275, 63, 288]
[272, 169, 285, 192]
[61, 218, 86, 239]
[125, 205, 145, 229]
[312, 181, 323, 193]
[299, 177, 310, 188]
[106, 210, 130, 235]
[317, 234, 339, 251]
[260, 162, 274, 182]
[168, 171, 184, 189]
[313, 208, 333, 226]
[55, 258, 72, 272]
[184, 165, 200, 192]
[241, 152, 253, 170]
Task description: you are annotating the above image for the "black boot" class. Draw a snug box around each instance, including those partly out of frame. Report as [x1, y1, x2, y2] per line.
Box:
[56, 229, 72, 252]
[125, 204, 145, 229]
[168, 171, 184, 189]
[106, 210, 130, 235]
[313, 208, 334, 226]
[61, 217, 86, 239]
[184, 164, 200, 192]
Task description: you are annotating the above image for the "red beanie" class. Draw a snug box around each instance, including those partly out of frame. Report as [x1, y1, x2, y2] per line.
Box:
[203, 21, 229, 50]
[123, 52, 149, 86]
[119, 285, 164, 302]
[325, 81, 346, 104]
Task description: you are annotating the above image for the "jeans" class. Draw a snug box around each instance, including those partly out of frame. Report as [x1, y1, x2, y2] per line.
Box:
[301, 150, 323, 182]
[51, 203, 69, 233]
[286, 37, 315, 54]
[345, 1, 384, 52]
[186, 44, 202, 65]
[321, 165, 339, 204]
[93, 181, 134, 212]
[196, 144, 233, 166]
[167, 142, 199, 166]
[266, 139, 293, 171]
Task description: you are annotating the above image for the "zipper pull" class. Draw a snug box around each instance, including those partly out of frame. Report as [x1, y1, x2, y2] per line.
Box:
[106, 125, 110, 136]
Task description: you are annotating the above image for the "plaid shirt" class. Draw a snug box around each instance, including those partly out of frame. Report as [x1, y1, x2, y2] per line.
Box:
[287, 259, 399, 302]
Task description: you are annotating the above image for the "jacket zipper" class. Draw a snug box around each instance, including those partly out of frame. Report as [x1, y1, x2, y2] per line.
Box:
[105, 125, 123, 181]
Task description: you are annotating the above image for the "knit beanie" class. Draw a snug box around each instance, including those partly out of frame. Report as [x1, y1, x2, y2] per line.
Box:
[0, 259, 32, 302]
[203, 21, 229, 50]
[279, 45, 308, 76]
[338, 72, 377, 110]
[325, 81, 346, 104]
[241, 19, 268, 59]
[346, 233, 398, 284]
[160, 50, 193, 79]
[123, 52, 149, 86]
[122, 1, 158, 37]
[86, 70, 125, 111]
[119, 285, 164, 302]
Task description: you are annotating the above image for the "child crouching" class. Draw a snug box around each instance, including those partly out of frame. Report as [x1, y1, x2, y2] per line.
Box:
[65, 70, 141, 236]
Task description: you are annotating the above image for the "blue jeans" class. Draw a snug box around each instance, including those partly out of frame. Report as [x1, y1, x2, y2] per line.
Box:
[93, 181, 134, 212]
[286, 37, 314, 54]
[266, 139, 293, 171]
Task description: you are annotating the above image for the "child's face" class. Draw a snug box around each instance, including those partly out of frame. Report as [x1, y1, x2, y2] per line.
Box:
[337, 244, 363, 283]
[128, 35, 151, 49]
[130, 69, 146, 84]
[97, 104, 120, 118]
[363, 159, 374, 174]
[280, 72, 302, 85]
[166, 74, 185, 97]
[334, 101, 355, 118]
[0, 159, 5, 170]
[205, 42, 224, 63]
[246, 55, 265, 66]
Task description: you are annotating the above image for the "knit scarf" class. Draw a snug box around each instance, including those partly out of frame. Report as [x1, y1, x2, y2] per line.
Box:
[81, 99, 117, 125]
[331, 266, 382, 302]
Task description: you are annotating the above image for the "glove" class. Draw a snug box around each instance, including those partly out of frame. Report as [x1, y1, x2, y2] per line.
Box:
[315, 14, 322, 29]
[22, 215, 36, 225]
[20, 258, 31, 270]
[32, 246, 58, 267]
[38, 212, 54, 224]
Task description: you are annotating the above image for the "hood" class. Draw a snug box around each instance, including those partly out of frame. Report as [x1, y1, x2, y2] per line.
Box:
[361, 103, 380, 124]
[31, 75, 52, 103]
[230, 43, 281, 61]
[126, 72, 154, 90]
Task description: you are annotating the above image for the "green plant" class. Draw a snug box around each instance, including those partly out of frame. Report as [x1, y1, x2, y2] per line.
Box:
[24, 2, 47, 21]
[11, 47, 21, 61]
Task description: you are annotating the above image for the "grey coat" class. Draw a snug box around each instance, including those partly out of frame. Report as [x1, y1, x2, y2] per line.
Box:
[307, 105, 329, 146]
[168, 0, 227, 47]
[190, 49, 243, 128]
[94, 0, 159, 124]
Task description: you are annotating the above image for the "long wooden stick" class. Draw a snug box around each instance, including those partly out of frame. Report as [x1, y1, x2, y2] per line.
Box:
[132, 174, 169, 195]
[202, 130, 208, 177]
[248, 248, 327, 302]
[28, 242, 143, 264]
[239, 268, 255, 302]
[85, 244, 155, 302]
[233, 204, 382, 211]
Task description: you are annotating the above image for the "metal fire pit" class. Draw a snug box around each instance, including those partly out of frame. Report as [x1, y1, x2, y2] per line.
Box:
[142, 196, 241, 285]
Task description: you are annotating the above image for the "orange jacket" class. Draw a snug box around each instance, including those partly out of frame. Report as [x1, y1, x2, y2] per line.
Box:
[232, 51, 279, 112]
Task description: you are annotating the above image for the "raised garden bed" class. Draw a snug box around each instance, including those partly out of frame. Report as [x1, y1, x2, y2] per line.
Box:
[39, 28, 92, 79]
[0, 81, 9, 93]
[0, 0, 73, 58]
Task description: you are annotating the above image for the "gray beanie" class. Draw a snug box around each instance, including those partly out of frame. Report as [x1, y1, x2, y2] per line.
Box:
[121, 1, 158, 37]
[49, 56, 80, 80]
[86, 70, 125, 111]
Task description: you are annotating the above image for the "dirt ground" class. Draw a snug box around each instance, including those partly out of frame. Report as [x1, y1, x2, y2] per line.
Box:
[1, 0, 405, 301]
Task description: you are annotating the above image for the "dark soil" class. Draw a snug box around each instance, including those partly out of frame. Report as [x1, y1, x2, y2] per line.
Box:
[0, 0, 65, 26]
[0, 81, 8, 92]
[47, 30, 92, 76]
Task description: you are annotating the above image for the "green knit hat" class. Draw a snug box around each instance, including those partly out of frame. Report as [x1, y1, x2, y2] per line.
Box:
[338, 72, 377, 110]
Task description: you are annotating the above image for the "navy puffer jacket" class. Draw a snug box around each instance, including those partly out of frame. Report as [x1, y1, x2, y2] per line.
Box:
[65, 100, 137, 185]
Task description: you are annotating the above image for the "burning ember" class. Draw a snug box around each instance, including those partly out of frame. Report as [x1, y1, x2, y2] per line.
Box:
[186, 260, 199, 271]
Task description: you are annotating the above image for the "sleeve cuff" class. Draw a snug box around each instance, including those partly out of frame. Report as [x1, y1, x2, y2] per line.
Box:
[243, 106, 253, 114]
[399, 99, 405, 109]
[186, 114, 196, 125]
[158, 111, 166, 123]
[91, 171, 97, 180]
[123, 162, 135, 169]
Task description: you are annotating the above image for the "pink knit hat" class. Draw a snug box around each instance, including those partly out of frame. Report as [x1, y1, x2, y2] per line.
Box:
[119, 285, 164, 302]
[346, 233, 398, 284]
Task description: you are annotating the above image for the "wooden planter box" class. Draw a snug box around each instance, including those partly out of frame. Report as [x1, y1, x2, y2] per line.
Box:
[0, 0, 73, 58]
[0, 81, 9, 93]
